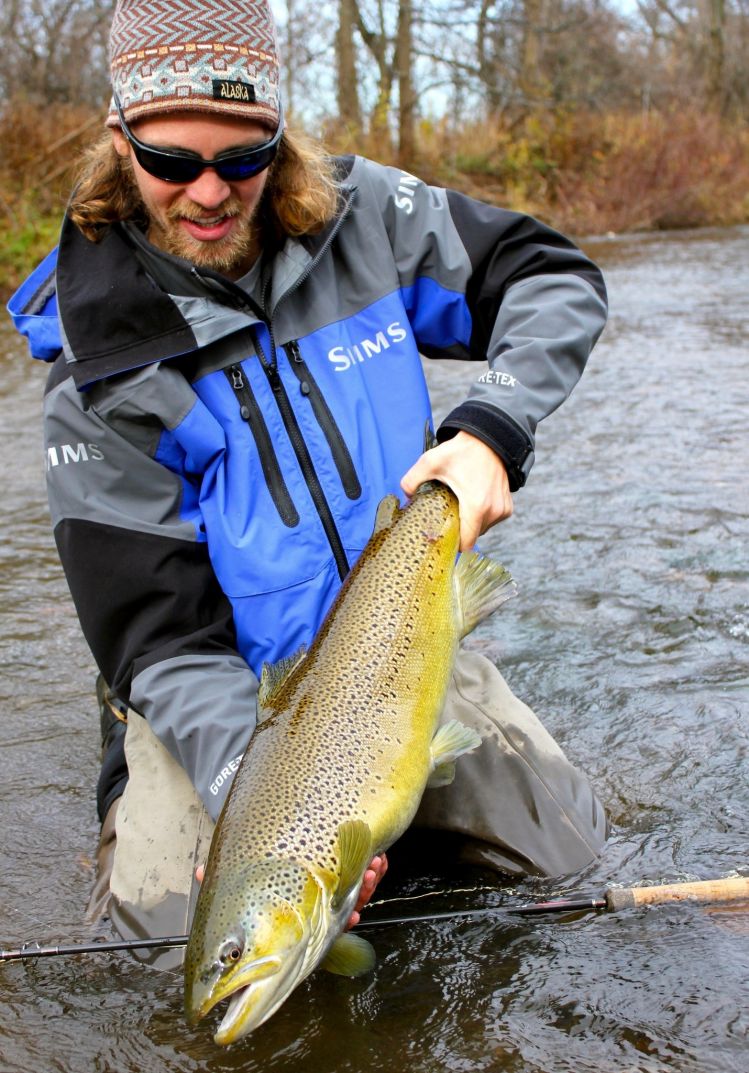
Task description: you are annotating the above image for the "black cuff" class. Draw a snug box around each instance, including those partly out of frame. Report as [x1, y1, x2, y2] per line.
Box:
[437, 402, 533, 492]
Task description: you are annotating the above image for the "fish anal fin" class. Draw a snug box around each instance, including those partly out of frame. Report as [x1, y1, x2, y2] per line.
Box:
[333, 819, 374, 908]
[454, 552, 517, 638]
[258, 645, 308, 714]
[321, 932, 376, 977]
[428, 719, 482, 787]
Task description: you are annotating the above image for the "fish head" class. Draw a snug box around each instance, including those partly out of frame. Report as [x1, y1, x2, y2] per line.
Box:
[184, 859, 327, 1044]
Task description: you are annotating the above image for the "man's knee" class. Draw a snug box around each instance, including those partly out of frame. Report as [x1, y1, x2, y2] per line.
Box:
[87, 711, 214, 969]
[414, 649, 608, 877]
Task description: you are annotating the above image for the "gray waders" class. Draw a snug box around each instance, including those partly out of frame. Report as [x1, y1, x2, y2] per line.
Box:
[86, 650, 608, 971]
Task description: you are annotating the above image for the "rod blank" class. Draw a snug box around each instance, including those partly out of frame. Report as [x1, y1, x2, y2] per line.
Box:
[0, 935, 189, 961]
[2, 876, 746, 962]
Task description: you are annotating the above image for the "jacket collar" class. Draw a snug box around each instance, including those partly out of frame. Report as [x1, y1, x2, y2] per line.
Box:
[56, 216, 200, 390]
[52, 169, 357, 390]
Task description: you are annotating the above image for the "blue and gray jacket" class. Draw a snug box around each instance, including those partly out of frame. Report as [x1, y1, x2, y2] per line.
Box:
[9, 155, 607, 820]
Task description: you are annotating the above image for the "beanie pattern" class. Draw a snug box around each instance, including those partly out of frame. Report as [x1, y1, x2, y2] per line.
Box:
[108, 0, 280, 128]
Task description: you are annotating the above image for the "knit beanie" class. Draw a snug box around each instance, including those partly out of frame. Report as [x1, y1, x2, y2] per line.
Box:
[106, 0, 281, 130]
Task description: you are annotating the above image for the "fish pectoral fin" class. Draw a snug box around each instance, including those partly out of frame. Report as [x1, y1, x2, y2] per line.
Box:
[258, 645, 308, 712]
[427, 761, 457, 789]
[333, 819, 374, 908]
[428, 719, 483, 787]
[454, 551, 517, 638]
[321, 933, 376, 977]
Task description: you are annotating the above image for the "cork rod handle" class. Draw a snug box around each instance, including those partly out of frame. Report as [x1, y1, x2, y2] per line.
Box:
[606, 876, 749, 912]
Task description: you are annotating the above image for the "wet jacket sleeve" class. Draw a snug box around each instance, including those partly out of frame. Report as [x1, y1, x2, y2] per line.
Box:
[43, 356, 256, 820]
[356, 158, 608, 490]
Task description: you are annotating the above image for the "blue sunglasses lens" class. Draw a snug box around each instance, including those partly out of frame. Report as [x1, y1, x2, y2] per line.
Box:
[213, 149, 277, 182]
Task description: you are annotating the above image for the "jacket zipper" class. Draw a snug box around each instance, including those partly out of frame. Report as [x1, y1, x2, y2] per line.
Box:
[285, 339, 361, 501]
[225, 364, 299, 528]
[253, 326, 351, 581]
[197, 188, 359, 578]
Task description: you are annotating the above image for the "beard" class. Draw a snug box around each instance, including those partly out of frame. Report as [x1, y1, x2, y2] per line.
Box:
[119, 157, 263, 277]
[148, 194, 261, 276]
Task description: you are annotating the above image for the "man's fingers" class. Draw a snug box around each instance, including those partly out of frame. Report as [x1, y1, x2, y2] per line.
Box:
[400, 433, 513, 550]
[400, 457, 429, 498]
[346, 852, 388, 930]
[459, 517, 481, 553]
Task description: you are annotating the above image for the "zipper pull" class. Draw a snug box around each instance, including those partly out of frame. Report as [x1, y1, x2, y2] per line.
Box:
[267, 364, 282, 392]
[287, 341, 311, 396]
[228, 365, 251, 420]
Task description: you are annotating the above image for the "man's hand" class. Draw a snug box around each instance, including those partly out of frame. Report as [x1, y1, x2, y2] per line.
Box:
[346, 853, 388, 930]
[195, 852, 389, 930]
[400, 430, 513, 550]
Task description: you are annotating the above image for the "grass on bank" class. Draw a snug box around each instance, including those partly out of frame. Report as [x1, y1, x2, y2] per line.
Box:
[2, 98, 748, 301]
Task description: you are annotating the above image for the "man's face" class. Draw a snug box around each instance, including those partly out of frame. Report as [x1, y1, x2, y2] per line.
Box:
[112, 110, 273, 279]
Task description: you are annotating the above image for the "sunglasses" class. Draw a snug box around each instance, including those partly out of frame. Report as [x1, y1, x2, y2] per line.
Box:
[114, 94, 284, 184]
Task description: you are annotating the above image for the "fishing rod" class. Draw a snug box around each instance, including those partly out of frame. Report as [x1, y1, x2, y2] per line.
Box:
[1, 875, 747, 963]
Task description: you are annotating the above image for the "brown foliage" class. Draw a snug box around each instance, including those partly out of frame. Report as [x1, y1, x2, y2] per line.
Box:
[550, 110, 749, 234]
[0, 97, 103, 215]
[3, 97, 748, 301]
[333, 107, 749, 236]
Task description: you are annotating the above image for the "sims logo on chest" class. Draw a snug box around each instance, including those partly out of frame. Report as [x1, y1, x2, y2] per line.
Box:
[328, 322, 408, 372]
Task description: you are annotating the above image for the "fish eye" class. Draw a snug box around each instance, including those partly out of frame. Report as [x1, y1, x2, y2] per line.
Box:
[218, 938, 244, 966]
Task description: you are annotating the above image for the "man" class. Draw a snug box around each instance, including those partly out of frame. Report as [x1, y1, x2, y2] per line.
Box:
[9, 0, 608, 970]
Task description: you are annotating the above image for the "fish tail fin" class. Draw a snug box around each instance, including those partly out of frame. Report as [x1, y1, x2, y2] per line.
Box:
[427, 718, 483, 787]
[454, 552, 516, 638]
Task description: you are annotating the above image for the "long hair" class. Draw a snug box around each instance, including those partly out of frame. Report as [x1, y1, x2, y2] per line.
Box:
[68, 125, 341, 243]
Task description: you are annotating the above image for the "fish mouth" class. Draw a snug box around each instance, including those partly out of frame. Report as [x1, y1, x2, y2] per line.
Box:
[188, 953, 281, 1025]
[211, 948, 306, 1046]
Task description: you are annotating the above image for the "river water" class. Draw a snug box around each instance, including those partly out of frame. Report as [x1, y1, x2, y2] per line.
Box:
[1, 227, 747, 1073]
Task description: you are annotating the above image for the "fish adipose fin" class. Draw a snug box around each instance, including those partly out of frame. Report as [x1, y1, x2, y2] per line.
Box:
[258, 645, 308, 715]
[321, 932, 376, 977]
[427, 719, 483, 788]
[333, 819, 374, 908]
[454, 552, 517, 638]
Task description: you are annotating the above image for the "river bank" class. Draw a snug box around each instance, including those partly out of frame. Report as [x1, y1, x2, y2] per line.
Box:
[2, 101, 749, 302]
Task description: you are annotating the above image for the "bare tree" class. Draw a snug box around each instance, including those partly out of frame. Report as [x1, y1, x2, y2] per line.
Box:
[337, 0, 363, 130]
[1, 0, 114, 109]
[396, 0, 416, 161]
[705, 0, 727, 109]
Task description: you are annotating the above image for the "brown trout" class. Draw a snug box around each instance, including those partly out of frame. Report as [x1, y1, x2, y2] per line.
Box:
[184, 481, 515, 1043]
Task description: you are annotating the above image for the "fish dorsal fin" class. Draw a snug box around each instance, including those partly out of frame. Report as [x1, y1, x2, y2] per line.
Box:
[257, 645, 308, 715]
[454, 551, 517, 638]
[423, 419, 438, 453]
[427, 719, 483, 787]
[372, 494, 400, 535]
[333, 819, 374, 907]
[321, 932, 376, 976]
